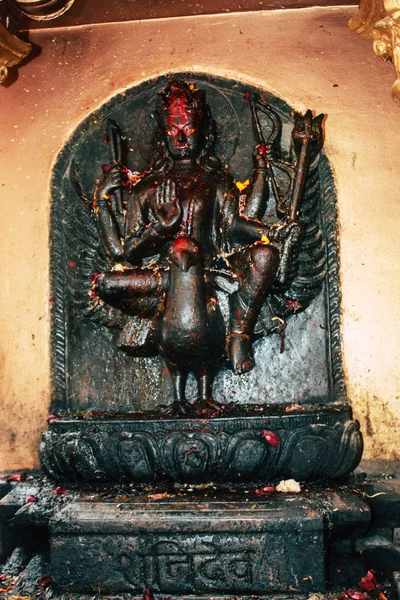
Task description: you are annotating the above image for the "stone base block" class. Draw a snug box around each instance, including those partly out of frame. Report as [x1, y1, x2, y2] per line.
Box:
[50, 497, 325, 595]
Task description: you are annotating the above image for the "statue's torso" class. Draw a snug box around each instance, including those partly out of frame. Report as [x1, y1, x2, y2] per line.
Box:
[131, 166, 233, 259]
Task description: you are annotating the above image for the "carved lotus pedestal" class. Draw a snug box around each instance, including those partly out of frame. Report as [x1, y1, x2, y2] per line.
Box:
[41, 407, 362, 485]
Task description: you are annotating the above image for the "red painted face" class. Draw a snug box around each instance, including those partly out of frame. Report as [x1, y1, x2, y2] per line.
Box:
[164, 95, 203, 159]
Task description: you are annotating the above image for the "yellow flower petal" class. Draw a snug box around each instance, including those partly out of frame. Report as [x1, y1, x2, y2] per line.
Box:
[261, 235, 270, 245]
[235, 179, 250, 192]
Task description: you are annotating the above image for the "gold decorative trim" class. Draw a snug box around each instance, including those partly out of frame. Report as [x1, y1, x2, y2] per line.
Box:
[348, 0, 386, 35]
[350, 0, 400, 103]
[0, 21, 31, 84]
[373, 0, 400, 103]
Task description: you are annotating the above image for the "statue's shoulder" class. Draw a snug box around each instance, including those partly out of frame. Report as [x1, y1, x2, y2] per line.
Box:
[201, 161, 235, 193]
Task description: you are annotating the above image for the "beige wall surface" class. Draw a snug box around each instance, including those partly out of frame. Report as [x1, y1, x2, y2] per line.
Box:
[0, 7, 399, 470]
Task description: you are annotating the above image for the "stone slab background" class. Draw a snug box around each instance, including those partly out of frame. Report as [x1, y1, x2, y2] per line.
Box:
[0, 6, 399, 470]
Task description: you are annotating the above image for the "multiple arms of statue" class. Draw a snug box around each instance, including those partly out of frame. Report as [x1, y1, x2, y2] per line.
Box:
[241, 145, 271, 220]
[94, 167, 182, 264]
[93, 165, 125, 261]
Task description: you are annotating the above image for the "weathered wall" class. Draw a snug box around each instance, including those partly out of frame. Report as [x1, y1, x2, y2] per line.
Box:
[0, 7, 399, 470]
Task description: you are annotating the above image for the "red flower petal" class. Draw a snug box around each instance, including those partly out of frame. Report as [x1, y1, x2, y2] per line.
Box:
[347, 589, 367, 600]
[255, 486, 276, 495]
[55, 487, 67, 495]
[47, 414, 61, 422]
[262, 430, 280, 448]
[25, 495, 38, 503]
[0, 574, 6, 581]
[6, 473, 26, 482]
[359, 572, 377, 592]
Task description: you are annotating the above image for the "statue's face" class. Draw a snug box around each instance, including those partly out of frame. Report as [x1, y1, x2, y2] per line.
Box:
[164, 111, 203, 160]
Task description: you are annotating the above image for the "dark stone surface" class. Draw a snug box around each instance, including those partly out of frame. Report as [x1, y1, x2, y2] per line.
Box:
[2, 545, 30, 577]
[12, 553, 49, 596]
[314, 490, 370, 538]
[50, 496, 325, 594]
[41, 409, 362, 484]
[357, 479, 400, 529]
[393, 571, 400, 600]
[355, 535, 400, 577]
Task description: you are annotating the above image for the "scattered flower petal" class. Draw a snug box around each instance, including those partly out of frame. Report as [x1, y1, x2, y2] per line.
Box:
[47, 414, 61, 422]
[347, 589, 367, 600]
[262, 430, 280, 448]
[261, 235, 270, 245]
[235, 179, 250, 192]
[5, 473, 26, 482]
[0, 574, 6, 581]
[255, 486, 276, 495]
[276, 479, 301, 493]
[25, 495, 38, 503]
[55, 487, 67, 495]
[358, 571, 377, 592]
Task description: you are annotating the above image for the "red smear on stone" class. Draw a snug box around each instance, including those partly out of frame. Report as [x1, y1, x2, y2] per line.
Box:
[284, 299, 302, 314]
[262, 430, 280, 448]
[280, 330, 285, 354]
[39, 575, 52, 587]
[143, 588, 155, 600]
[257, 144, 271, 156]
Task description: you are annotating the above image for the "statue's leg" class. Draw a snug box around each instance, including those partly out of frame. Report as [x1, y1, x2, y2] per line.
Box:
[194, 367, 222, 414]
[227, 243, 280, 374]
[162, 368, 188, 416]
[199, 368, 212, 402]
[95, 267, 168, 316]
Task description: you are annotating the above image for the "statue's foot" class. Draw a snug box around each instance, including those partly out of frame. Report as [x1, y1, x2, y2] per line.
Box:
[195, 398, 223, 417]
[228, 334, 254, 374]
[161, 401, 188, 417]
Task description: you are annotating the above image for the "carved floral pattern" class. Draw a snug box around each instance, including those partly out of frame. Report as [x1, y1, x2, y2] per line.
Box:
[41, 419, 362, 484]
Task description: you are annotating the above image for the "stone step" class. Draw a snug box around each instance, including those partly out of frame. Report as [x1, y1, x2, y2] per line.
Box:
[50, 496, 326, 595]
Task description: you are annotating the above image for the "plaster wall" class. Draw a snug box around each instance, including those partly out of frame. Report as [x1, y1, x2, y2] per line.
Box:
[0, 7, 399, 470]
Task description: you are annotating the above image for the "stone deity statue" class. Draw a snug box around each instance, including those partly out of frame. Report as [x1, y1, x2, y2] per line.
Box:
[91, 79, 322, 415]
